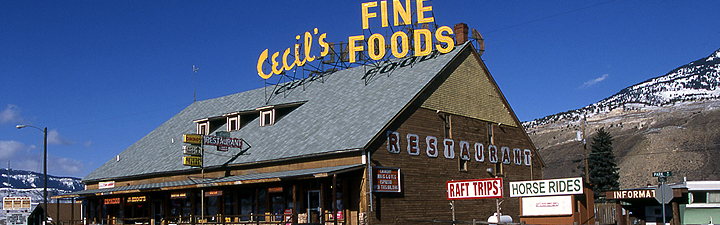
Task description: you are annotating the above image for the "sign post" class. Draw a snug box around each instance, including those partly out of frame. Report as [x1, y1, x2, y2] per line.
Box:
[653, 171, 673, 224]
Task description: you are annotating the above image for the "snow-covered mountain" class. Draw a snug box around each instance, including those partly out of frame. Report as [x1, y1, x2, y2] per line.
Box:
[525, 48, 720, 128]
[524, 47, 720, 189]
[0, 168, 84, 203]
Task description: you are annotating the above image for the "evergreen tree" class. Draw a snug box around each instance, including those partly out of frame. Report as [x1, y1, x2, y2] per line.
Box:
[588, 127, 620, 198]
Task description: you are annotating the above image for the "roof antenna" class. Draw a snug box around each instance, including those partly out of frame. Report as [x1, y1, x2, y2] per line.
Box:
[193, 65, 199, 102]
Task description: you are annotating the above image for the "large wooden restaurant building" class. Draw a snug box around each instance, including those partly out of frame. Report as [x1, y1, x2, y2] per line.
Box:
[56, 23, 544, 225]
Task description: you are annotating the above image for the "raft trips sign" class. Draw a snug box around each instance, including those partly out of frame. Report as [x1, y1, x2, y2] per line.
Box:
[257, 0, 455, 80]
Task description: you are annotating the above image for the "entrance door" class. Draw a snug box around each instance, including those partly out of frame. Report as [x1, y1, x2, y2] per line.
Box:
[152, 200, 162, 225]
[306, 190, 321, 224]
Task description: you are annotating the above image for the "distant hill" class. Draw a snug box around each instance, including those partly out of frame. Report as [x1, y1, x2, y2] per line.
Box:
[525, 48, 720, 189]
[0, 168, 84, 220]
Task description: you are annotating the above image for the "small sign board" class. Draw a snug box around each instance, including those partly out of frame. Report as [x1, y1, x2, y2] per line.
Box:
[170, 192, 187, 199]
[183, 134, 203, 144]
[3, 197, 31, 210]
[653, 171, 672, 177]
[104, 198, 120, 205]
[521, 195, 573, 216]
[99, 181, 115, 189]
[372, 167, 401, 193]
[447, 178, 503, 200]
[183, 156, 202, 167]
[8, 213, 28, 225]
[127, 196, 146, 203]
[183, 145, 202, 156]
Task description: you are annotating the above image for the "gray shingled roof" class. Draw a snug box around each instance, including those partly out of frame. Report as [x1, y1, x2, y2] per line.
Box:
[83, 43, 469, 182]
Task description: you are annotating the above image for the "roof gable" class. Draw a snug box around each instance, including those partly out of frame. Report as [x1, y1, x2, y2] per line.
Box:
[420, 48, 519, 127]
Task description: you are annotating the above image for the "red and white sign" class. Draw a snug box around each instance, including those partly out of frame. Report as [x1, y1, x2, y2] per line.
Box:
[446, 178, 503, 200]
[99, 181, 115, 189]
[521, 195, 573, 216]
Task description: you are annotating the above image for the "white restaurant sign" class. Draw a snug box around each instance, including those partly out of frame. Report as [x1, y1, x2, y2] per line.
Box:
[386, 131, 533, 166]
[509, 177, 583, 197]
[446, 178, 503, 200]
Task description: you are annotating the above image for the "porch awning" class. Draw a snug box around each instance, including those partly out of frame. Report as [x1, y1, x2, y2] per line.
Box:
[53, 164, 364, 199]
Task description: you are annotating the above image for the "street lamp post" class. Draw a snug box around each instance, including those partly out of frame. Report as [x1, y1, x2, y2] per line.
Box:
[16, 124, 48, 225]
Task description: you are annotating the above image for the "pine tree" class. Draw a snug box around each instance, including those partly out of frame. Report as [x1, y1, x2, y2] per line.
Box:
[588, 127, 620, 198]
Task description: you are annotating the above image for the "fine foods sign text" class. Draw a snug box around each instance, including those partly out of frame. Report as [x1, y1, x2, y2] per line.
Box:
[257, 0, 454, 79]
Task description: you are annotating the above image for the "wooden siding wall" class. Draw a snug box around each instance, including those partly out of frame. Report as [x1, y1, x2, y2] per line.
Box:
[367, 106, 542, 224]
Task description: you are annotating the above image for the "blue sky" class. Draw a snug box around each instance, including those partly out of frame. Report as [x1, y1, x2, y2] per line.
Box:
[2, 0, 719, 178]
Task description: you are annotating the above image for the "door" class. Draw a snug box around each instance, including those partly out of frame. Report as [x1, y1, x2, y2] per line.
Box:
[152, 200, 162, 225]
[306, 190, 321, 224]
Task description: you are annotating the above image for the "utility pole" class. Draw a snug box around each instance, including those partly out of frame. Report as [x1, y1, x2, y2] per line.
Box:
[193, 65, 199, 102]
[582, 112, 589, 182]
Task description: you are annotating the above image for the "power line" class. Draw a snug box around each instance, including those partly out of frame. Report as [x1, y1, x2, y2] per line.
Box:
[484, 0, 616, 34]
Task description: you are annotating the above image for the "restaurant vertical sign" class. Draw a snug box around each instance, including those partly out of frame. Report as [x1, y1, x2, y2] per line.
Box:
[372, 167, 401, 193]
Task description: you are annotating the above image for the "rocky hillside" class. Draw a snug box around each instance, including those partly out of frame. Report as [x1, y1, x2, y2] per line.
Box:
[525, 48, 720, 189]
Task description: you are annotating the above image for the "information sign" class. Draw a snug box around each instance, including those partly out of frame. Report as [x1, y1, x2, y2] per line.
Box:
[446, 178, 503, 200]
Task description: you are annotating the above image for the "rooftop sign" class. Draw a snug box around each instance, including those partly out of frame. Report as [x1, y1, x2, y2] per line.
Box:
[256, 0, 454, 80]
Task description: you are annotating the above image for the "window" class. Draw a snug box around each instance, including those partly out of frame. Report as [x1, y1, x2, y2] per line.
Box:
[691, 191, 707, 203]
[489, 122, 503, 176]
[709, 192, 720, 203]
[228, 116, 238, 131]
[260, 109, 275, 126]
[691, 191, 720, 204]
[487, 123, 493, 144]
[459, 159, 468, 171]
[444, 114, 452, 138]
[198, 122, 208, 135]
